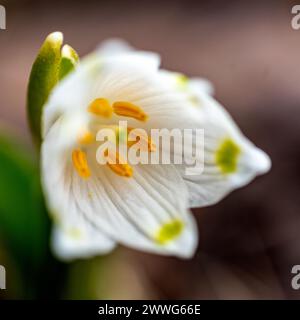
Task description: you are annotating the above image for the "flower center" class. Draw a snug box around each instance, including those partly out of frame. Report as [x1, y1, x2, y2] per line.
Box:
[73, 98, 151, 179]
[72, 149, 91, 178]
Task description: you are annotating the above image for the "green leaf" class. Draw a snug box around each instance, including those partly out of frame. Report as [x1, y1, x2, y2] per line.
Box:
[59, 44, 79, 80]
[0, 131, 50, 297]
[27, 32, 63, 147]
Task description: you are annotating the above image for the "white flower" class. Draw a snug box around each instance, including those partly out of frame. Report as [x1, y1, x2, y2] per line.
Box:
[41, 39, 271, 260]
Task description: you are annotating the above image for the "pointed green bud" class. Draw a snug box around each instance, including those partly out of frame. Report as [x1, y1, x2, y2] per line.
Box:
[59, 44, 79, 80]
[27, 32, 63, 146]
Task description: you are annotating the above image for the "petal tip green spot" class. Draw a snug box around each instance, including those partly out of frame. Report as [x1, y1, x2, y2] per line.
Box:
[66, 228, 83, 240]
[216, 138, 241, 174]
[175, 73, 189, 89]
[155, 219, 184, 245]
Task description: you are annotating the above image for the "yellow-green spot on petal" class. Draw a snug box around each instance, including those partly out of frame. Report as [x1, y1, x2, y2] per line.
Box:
[215, 138, 241, 174]
[155, 219, 184, 245]
[67, 228, 83, 240]
[175, 73, 189, 89]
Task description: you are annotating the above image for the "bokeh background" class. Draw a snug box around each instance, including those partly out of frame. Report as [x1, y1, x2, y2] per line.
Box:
[0, 0, 300, 299]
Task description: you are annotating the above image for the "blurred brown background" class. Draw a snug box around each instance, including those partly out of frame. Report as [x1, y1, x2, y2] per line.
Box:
[0, 0, 300, 299]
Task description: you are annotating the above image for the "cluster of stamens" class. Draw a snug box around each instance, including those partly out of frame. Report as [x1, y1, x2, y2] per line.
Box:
[72, 98, 154, 179]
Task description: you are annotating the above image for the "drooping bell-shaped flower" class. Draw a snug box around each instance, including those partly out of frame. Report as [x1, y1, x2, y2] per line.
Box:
[28, 35, 271, 260]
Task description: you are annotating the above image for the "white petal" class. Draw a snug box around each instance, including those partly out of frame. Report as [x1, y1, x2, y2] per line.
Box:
[97, 38, 134, 54]
[178, 92, 271, 207]
[41, 117, 116, 260]
[76, 154, 198, 258]
[159, 70, 214, 96]
[188, 78, 215, 96]
[51, 221, 116, 261]
[97, 38, 161, 71]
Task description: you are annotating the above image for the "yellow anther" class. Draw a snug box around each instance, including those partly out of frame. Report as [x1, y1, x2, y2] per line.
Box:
[127, 128, 156, 152]
[77, 129, 94, 145]
[72, 149, 91, 178]
[107, 162, 133, 178]
[88, 98, 113, 118]
[113, 101, 148, 122]
[104, 149, 133, 178]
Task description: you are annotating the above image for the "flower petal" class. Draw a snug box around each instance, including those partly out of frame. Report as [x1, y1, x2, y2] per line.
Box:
[178, 92, 271, 207]
[41, 117, 116, 260]
[160, 70, 214, 96]
[76, 154, 199, 258]
[97, 38, 161, 71]
[51, 219, 116, 261]
[188, 77, 215, 97]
